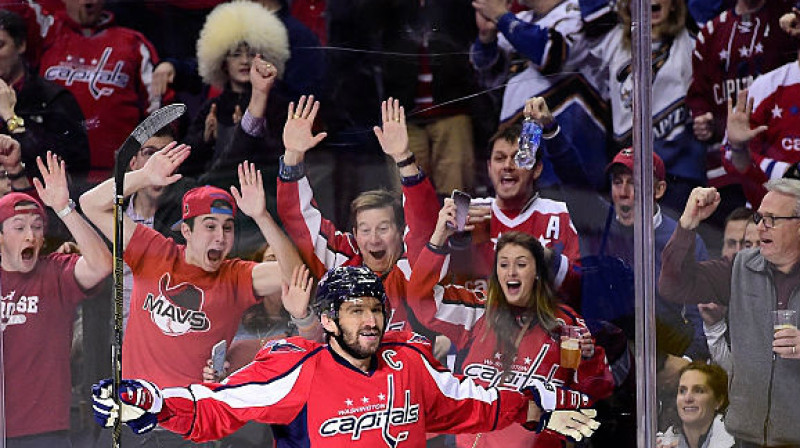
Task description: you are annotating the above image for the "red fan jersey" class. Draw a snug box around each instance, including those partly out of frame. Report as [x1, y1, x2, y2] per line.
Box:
[38, 11, 159, 174]
[156, 332, 532, 447]
[407, 246, 614, 448]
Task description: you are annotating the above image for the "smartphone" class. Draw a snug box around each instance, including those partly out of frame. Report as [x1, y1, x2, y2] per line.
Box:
[449, 190, 471, 232]
[211, 340, 227, 377]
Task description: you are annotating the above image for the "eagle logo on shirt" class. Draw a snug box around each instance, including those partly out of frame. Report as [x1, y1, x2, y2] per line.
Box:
[264, 339, 306, 354]
[142, 273, 210, 336]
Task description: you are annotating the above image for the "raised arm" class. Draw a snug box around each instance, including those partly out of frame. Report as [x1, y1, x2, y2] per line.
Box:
[231, 161, 302, 298]
[282, 264, 324, 341]
[79, 142, 190, 248]
[658, 187, 733, 304]
[34, 152, 111, 290]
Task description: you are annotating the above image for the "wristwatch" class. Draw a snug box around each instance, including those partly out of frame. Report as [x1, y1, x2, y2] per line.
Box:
[6, 115, 25, 133]
[56, 199, 76, 219]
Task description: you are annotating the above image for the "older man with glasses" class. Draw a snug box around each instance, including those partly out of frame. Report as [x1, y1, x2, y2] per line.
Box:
[659, 178, 800, 447]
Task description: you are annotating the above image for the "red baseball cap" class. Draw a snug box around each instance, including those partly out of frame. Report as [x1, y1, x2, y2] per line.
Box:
[606, 147, 666, 181]
[0, 192, 47, 226]
[172, 186, 236, 230]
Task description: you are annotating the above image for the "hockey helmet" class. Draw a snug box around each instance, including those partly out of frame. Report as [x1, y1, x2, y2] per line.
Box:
[314, 266, 387, 318]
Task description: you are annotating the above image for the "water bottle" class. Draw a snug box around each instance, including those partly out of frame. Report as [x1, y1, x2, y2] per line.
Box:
[515, 118, 542, 170]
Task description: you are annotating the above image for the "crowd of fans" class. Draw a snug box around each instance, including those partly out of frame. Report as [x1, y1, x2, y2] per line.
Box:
[2, 0, 800, 447]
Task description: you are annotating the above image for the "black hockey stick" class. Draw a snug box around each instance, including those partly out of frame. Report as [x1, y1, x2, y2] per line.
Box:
[111, 104, 186, 448]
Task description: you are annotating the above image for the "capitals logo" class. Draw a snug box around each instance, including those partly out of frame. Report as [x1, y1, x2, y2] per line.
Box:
[319, 375, 418, 447]
[142, 273, 210, 336]
[43, 47, 130, 100]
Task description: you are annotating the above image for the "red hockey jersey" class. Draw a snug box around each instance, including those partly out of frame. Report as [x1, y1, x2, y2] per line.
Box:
[686, 1, 796, 186]
[38, 11, 159, 174]
[408, 246, 614, 448]
[156, 332, 532, 447]
[277, 175, 438, 333]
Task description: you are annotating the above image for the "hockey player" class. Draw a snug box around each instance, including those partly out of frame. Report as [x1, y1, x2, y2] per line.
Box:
[92, 266, 601, 447]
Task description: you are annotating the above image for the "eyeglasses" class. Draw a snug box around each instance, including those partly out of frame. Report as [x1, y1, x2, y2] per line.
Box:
[752, 211, 800, 229]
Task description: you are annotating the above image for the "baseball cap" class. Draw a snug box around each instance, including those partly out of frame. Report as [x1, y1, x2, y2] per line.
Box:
[606, 147, 666, 181]
[171, 186, 236, 230]
[0, 192, 46, 226]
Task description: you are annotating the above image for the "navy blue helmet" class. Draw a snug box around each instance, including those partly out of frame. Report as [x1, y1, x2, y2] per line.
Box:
[314, 266, 387, 318]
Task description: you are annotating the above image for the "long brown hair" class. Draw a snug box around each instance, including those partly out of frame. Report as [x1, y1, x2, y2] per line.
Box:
[484, 232, 560, 369]
[618, 0, 686, 49]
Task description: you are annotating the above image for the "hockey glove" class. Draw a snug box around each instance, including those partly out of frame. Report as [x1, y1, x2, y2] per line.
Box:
[92, 378, 163, 434]
[524, 379, 599, 441]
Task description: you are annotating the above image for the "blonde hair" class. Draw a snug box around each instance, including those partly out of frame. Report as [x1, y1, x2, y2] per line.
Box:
[618, 0, 686, 49]
[196, 0, 290, 88]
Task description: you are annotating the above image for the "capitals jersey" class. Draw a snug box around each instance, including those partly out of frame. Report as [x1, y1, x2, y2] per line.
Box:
[407, 246, 614, 448]
[592, 27, 707, 182]
[156, 332, 531, 447]
[38, 11, 158, 172]
[453, 195, 580, 298]
[277, 175, 438, 333]
[686, 1, 796, 185]
[735, 61, 800, 183]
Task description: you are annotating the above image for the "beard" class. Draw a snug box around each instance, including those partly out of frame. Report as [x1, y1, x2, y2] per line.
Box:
[334, 325, 383, 360]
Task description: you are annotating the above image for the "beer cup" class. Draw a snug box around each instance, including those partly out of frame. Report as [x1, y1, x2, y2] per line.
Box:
[773, 309, 797, 335]
[560, 325, 582, 369]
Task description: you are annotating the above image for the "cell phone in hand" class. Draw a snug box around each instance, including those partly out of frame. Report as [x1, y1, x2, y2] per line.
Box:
[211, 340, 227, 378]
[449, 190, 471, 232]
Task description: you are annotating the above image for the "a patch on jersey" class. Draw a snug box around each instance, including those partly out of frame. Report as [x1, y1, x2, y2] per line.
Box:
[264, 339, 307, 354]
[406, 334, 431, 346]
[142, 273, 209, 336]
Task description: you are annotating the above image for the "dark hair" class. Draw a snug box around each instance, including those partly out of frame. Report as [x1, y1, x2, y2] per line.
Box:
[725, 206, 753, 227]
[488, 120, 543, 166]
[679, 362, 729, 414]
[485, 232, 559, 371]
[0, 10, 27, 48]
[153, 124, 177, 140]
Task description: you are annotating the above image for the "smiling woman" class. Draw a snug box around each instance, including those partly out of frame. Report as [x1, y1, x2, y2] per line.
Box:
[659, 362, 733, 448]
[405, 201, 615, 448]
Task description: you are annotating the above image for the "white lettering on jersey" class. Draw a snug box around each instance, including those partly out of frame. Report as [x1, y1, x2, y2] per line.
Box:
[545, 216, 560, 240]
[782, 138, 800, 151]
[141, 273, 210, 336]
[1, 291, 38, 329]
[383, 350, 404, 370]
[44, 47, 130, 100]
[319, 374, 419, 447]
[462, 344, 564, 390]
[385, 308, 405, 332]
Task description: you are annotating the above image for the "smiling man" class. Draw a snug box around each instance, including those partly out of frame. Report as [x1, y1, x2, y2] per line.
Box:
[277, 97, 438, 334]
[80, 143, 301, 399]
[91, 266, 603, 447]
[660, 180, 800, 447]
[3, 152, 111, 448]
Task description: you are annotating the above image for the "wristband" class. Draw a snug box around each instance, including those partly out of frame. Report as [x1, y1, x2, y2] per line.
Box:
[278, 155, 306, 181]
[56, 199, 76, 219]
[396, 154, 416, 168]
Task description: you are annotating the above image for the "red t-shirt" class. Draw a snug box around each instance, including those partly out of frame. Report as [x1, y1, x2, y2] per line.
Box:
[123, 225, 260, 388]
[2, 254, 87, 438]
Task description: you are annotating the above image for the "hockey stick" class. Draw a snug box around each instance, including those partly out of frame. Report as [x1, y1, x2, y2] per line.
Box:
[111, 104, 186, 448]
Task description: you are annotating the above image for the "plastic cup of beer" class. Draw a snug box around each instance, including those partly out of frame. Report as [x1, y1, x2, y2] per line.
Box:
[773, 310, 797, 335]
[560, 325, 582, 369]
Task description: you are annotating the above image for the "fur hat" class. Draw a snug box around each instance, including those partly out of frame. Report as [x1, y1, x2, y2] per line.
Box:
[197, 1, 290, 88]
